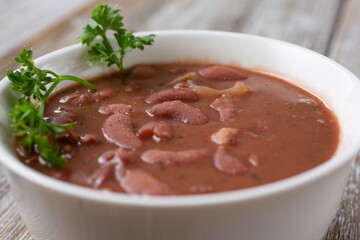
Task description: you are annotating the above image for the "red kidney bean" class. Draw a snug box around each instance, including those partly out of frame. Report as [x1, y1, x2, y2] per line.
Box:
[199, 65, 248, 81]
[98, 148, 133, 167]
[146, 100, 209, 125]
[166, 66, 186, 74]
[98, 103, 134, 115]
[60, 144, 76, 159]
[79, 134, 98, 144]
[211, 127, 239, 145]
[145, 88, 198, 104]
[138, 121, 172, 140]
[115, 169, 173, 195]
[59, 88, 116, 106]
[210, 97, 238, 122]
[89, 148, 134, 188]
[88, 166, 111, 188]
[130, 65, 157, 79]
[51, 111, 76, 124]
[141, 149, 210, 166]
[124, 82, 142, 92]
[102, 113, 143, 150]
[214, 147, 248, 175]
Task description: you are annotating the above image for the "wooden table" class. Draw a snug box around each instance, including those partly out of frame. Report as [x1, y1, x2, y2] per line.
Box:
[1, 0, 359, 239]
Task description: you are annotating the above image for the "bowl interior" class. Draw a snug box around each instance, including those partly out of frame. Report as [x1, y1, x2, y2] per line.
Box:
[1, 30, 360, 206]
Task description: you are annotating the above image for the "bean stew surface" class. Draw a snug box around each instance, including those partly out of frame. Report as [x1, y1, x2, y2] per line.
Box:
[15, 63, 339, 195]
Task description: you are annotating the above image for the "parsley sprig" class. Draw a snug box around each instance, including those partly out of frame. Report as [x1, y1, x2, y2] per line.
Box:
[7, 48, 96, 167]
[8, 4, 155, 167]
[78, 4, 155, 75]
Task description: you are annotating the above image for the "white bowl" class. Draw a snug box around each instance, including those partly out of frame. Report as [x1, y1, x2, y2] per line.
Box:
[1, 30, 360, 240]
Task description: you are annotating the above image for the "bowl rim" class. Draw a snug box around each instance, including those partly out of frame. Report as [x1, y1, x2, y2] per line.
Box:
[1, 29, 360, 207]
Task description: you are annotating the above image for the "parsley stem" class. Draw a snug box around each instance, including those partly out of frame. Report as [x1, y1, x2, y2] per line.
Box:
[43, 70, 60, 78]
[44, 79, 62, 100]
[43, 76, 96, 100]
[100, 35, 127, 75]
[60, 75, 97, 89]
[116, 61, 126, 75]
[38, 101, 45, 132]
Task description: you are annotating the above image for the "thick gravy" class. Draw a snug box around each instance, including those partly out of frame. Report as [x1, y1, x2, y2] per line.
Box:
[15, 64, 339, 195]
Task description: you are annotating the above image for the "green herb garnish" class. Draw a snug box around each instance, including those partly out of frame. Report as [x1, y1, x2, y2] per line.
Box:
[78, 3, 155, 75]
[7, 48, 96, 167]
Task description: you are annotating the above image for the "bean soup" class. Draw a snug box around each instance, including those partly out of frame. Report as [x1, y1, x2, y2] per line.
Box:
[15, 63, 339, 195]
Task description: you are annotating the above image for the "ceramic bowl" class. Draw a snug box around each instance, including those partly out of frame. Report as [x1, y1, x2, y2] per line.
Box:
[1, 30, 360, 240]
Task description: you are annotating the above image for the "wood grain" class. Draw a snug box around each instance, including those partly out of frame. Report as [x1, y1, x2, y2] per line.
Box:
[328, 0, 360, 77]
[0, 0, 90, 57]
[235, 0, 342, 53]
[0, 165, 30, 239]
[323, 0, 360, 239]
[0, 0, 359, 239]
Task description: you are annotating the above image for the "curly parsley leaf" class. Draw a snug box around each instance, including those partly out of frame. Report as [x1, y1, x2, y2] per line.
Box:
[78, 4, 155, 74]
[8, 48, 96, 167]
[10, 101, 75, 167]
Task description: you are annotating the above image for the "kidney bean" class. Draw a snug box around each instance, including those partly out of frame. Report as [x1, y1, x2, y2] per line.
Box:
[59, 91, 89, 105]
[59, 88, 116, 106]
[210, 98, 238, 122]
[124, 82, 142, 92]
[57, 130, 78, 145]
[98, 148, 133, 168]
[146, 100, 209, 125]
[138, 121, 172, 140]
[211, 127, 239, 145]
[51, 111, 76, 124]
[145, 88, 198, 104]
[214, 147, 248, 175]
[60, 144, 76, 159]
[102, 113, 143, 150]
[95, 88, 115, 99]
[79, 134, 98, 144]
[199, 65, 248, 81]
[130, 65, 157, 79]
[115, 169, 173, 195]
[88, 167, 111, 188]
[89, 148, 134, 188]
[166, 66, 186, 74]
[98, 104, 134, 115]
[141, 149, 210, 166]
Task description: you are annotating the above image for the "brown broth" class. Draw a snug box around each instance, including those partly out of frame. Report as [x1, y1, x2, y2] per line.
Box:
[15, 63, 339, 195]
